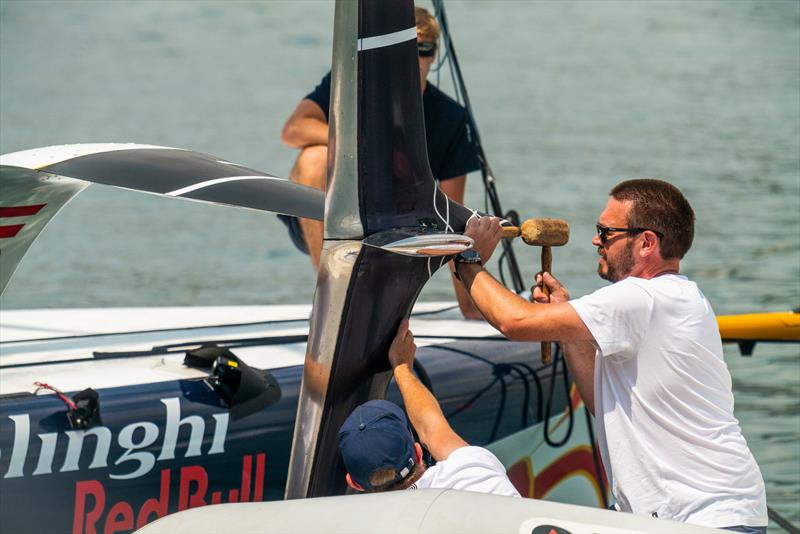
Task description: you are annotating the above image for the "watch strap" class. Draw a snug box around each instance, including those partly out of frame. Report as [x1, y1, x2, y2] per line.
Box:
[453, 250, 482, 280]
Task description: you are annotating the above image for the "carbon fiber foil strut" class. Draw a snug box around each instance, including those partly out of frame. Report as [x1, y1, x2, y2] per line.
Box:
[285, 0, 477, 498]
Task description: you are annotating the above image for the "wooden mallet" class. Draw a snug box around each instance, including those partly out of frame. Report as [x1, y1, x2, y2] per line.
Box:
[501, 218, 570, 364]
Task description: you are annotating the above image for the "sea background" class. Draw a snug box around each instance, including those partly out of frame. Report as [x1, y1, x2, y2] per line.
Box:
[1, 0, 798, 528]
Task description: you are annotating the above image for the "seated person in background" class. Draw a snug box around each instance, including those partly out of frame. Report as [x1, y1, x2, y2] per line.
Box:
[338, 319, 520, 496]
[281, 6, 483, 319]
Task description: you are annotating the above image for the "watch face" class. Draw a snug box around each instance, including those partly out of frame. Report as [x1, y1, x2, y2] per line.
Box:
[459, 250, 481, 263]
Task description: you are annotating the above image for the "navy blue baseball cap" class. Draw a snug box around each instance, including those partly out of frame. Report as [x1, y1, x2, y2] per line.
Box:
[338, 400, 416, 491]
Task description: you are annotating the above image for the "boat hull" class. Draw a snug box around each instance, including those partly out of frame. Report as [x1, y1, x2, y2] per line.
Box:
[0, 305, 603, 533]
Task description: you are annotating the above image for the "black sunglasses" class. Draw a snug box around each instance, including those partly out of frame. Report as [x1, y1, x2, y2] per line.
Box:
[596, 223, 664, 244]
[418, 41, 437, 57]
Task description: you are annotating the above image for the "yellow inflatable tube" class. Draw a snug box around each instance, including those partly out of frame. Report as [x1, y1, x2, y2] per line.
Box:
[717, 311, 800, 342]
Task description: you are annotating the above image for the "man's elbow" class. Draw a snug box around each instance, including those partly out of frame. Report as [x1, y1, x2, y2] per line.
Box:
[496, 314, 534, 342]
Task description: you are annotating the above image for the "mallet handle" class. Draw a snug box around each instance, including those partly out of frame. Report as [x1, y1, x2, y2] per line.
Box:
[501, 226, 521, 239]
[541, 246, 553, 365]
[502, 219, 564, 364]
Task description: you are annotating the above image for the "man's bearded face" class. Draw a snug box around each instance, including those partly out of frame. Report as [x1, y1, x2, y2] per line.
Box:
[598, 238, 635, 282]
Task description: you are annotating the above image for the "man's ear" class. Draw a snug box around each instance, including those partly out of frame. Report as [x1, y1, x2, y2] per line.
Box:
[414, 442, 424, 464]
[639, 230, 660, 258]
[345, 473, 365, 492]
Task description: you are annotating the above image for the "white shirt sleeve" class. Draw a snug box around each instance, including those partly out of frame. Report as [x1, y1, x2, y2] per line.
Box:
[568, 278, 654, 360]
[413, 446, 520, 497]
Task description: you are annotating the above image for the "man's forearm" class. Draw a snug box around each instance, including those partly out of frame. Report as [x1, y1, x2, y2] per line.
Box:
[449, 263, 483, 320]
[458, 264, 536, 338]
[457, 264, 593, 343]
[387, 319, 468, 461]
[392, 363, 448, 447]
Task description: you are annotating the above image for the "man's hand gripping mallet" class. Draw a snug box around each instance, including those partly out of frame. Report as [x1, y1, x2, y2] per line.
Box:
[501, 219, 570, 364]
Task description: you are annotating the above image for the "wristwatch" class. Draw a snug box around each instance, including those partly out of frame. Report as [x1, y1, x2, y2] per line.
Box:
[453, 249, 482, 280]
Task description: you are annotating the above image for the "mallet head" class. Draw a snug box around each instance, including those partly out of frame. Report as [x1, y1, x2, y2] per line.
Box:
[520, 218, 570, 247]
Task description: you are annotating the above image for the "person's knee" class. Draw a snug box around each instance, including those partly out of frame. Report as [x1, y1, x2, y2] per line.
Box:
[291, 145, 328, 189]
[301, 145, 327, 168]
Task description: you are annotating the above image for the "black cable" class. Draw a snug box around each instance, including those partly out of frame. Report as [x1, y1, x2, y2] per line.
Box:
[488, 373, 508, 443]
[434, 345, 545, 440]
[94, 334, 309, 358]
[512, 361, 545, 422]
[432, 0, 526, 293]
[3, 334, 311, 369]
[431, 344, 497, 366]
[443, 376, 501, 420]
[768, 507, 800, 534]
[584, 407, 609, 508]
[498, 250, 509, 287]
[543, 343, 574, 447]
[506, 365, 531, 428]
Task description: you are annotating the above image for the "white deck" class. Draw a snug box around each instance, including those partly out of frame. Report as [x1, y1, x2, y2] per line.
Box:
[0, 302, 503, 395]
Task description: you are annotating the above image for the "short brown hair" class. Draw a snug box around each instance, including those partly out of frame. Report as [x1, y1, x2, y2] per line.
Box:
[415, 6, 440, 42]
[610, 179, 695, 260]
[367, 461, 425, 492]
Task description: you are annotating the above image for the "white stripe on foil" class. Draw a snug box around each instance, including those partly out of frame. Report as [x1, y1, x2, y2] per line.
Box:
[0, 143, 177, 170]
[357, 26, 416, 52]
[166, 175, 280, 197]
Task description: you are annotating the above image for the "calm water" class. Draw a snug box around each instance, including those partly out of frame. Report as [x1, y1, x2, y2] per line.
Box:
[1, 0, 798, 527]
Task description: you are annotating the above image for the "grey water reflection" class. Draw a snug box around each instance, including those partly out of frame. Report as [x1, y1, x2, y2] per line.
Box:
[1, 0, 798, 527]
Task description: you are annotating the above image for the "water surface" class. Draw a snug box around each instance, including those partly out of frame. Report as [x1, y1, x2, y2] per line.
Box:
[1, 0, 798, 527]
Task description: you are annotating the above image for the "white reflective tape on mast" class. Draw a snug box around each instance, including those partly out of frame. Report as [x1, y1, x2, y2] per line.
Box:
[357, 26, 416, 52]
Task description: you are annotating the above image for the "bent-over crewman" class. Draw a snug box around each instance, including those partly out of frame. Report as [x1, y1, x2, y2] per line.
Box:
[338, 320, 520, 496]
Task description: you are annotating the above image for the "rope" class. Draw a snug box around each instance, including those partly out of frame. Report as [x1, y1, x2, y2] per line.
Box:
[432, 0, 526, 293]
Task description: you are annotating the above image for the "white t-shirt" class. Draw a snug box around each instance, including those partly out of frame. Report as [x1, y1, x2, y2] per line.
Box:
[570, 275, 767, 528]
[410, 446, 521, 497]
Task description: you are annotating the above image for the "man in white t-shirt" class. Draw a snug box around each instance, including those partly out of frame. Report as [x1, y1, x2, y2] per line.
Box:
[338, 320, 520, 497]
[453, 179, 767, 532]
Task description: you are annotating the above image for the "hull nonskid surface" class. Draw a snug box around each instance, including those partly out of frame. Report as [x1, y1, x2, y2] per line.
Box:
[135, 488, 725, 534]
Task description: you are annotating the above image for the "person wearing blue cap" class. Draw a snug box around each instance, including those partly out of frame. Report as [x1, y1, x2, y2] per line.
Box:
[338, 319, 520, 496]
